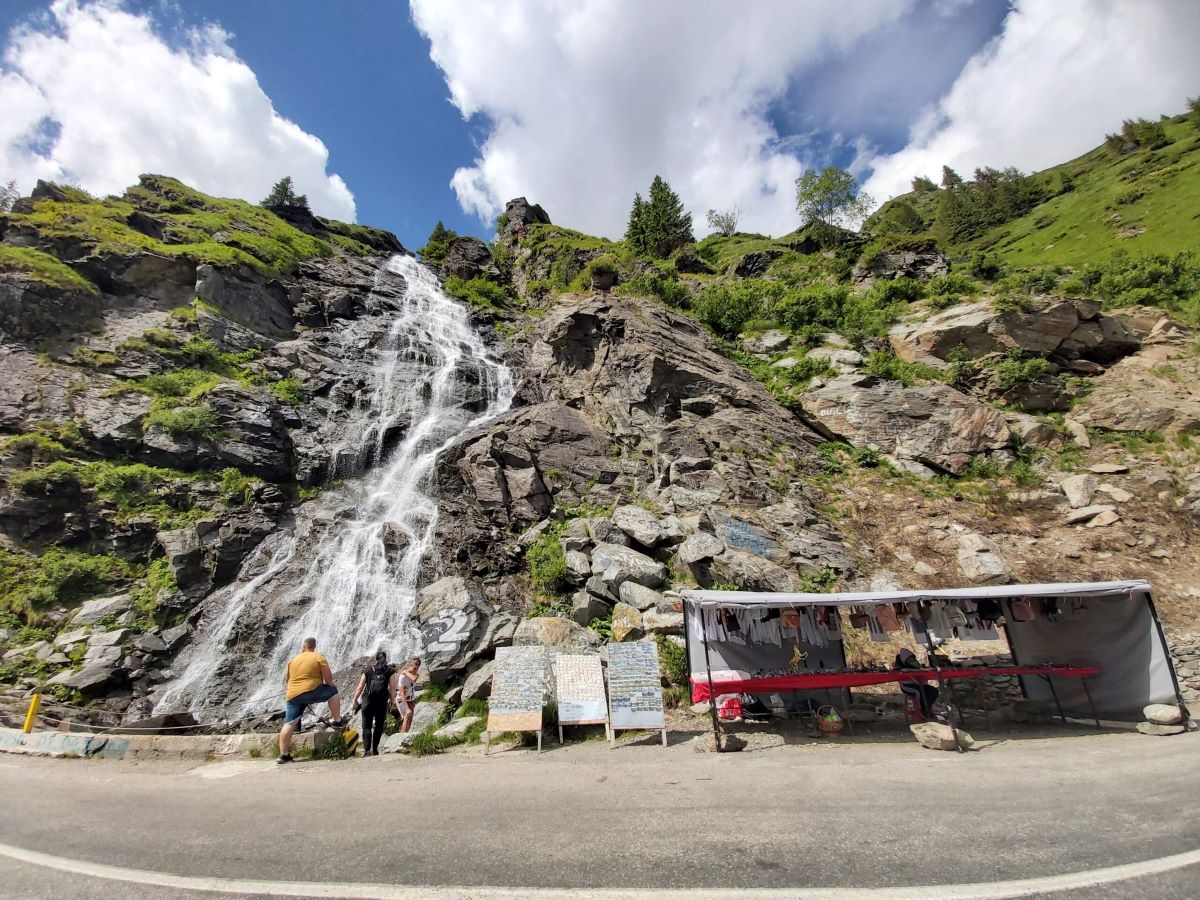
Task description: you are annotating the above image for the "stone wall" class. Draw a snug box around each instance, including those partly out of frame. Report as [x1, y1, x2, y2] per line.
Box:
[1168, 633, 1200, 704]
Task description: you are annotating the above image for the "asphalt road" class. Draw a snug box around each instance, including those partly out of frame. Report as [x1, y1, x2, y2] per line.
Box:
[0, 726, 1197, 898]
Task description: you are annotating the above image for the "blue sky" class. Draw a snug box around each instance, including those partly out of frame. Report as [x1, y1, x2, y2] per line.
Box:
[0, 2, 1197, 247]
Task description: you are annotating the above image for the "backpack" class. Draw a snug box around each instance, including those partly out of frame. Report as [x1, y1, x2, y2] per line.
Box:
[364, 664, 392, 704]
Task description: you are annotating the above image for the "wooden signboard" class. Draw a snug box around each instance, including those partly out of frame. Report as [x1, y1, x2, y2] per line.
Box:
[554, 654, 609, 742]
[606, 640, 667, 747]
[485, 645, 546, 753]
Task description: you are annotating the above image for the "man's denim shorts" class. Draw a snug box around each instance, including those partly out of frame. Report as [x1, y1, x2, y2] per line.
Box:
[284, 683, 338, 724]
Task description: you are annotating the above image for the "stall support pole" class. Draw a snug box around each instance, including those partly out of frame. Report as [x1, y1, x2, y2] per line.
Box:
[918, 603, 966, 752]
[698, 604, 723, 751]
[1145, 590, 1190, 724]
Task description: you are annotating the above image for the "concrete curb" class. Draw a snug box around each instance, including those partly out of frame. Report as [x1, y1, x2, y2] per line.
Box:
[0, 727, 336, 761]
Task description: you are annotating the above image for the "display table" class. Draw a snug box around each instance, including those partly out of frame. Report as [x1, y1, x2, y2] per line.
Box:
[688, 665, 1100, 700]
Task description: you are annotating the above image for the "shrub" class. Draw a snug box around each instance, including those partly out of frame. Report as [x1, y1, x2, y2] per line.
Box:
[655, 634, 687, 686]
[0, 547, 134, 623]
[268, 378, 303, 407]
[219, 467, 256, 504]
[588, 614, 614, 641]
[968, 251, 1003, 281]
[407, 730, 452, 757]
[527, 532, 569, 594]
[418, 221, 458, 263]
[993, 351, 1050, 392]
[617, 272, 690, 308]
[134, 368, 220, 398]
[1, 433, 69, 466]
[444, 275, 508, 310]
[1105, 118, 1169, 153]
[692, 280, 778, 335]
[867, 277, 926, 304]
[9, 460, 82, 495]
[145, 402, 219, 438]
[962, 456, 1003, 480]
[775, 355, 835, 388]
[458, 698, 488, 719]
[1073, 252, 1200, 320]
[797, 567, 838, 593]
[927, 273, 979, 297]
[773, 285, 850, 331]
[862, 351, 944, 387]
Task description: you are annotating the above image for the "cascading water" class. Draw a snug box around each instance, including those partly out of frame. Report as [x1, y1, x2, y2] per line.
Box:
[156, 255, 513, 718]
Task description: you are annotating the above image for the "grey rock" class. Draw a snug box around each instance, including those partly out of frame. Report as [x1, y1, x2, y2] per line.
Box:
[47, 664, 123, 694]
[1136, 722, 1185, 736]
[800, 374, 1012, 475]
[956, 532, 1012, 585]
[71, 593, 134, 626]
[854, 246, 948, 285]
[135, 633, 168, 655]
[911, 721, 974, 751]
[677, 532, 725, 565]
[378, 702, 449, 751]
[1143, 704, 1183, 725]
[1060, 474, 1098, 509]
[564, 550, 592, 579]
[571, 590, 611, 627]
[435, 716, 481, 740]
[642, 609, 684, 636]
[707, 549, 795, 592]
[413, 577, 497, 680]
[618, 582, 664, 612]
[1089, 463, 1129, 474]
[88, 628, 133, 649]
[590, 542, 667, 589]
[612, 504, 667, 547]
[514, 617, 599, 651]
[53, 627, 92, 648]
[741, 330, 791, 355]
[461, 661, 495, 702]
[441, 236, 500, 281]
[1065, 504, 1115, 525]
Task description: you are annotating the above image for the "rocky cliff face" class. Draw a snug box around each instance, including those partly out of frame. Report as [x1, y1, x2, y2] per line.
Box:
[3, 180, 1199, 728]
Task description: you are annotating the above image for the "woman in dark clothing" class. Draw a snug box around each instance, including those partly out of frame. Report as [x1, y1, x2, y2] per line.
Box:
[351, 650, 397, 756]
[895, 647, 939, 720]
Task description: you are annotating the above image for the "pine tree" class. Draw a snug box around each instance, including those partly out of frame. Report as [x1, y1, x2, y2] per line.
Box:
[261, 176, 309, 211]
[625, 178, 693, 257]
[418, 220, 458, 263]
[940, 166, 963, 188]
[0, 180, 18, 213]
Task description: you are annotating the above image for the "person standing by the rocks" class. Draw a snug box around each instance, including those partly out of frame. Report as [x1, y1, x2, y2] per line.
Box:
[351, 649, 397, 757]
[277, 636, 345, 764]
[397, 657, 421, 733]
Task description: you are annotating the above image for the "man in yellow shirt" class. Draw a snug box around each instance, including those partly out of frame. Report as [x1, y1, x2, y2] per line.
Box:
[277, 636, 345, 764]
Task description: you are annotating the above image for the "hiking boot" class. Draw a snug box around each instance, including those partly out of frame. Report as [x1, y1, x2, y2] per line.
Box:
[276, 753, 294, 765]
[330, 717, 347, 729]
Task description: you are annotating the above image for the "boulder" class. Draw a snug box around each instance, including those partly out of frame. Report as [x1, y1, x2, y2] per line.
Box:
[1088, 463, 1128, 474]
[741, 330, 791, 356]
[673, 248, 713, 275]
[461, 660, 495, 701]
[378, 702, 448, 751]
[53, 627, 92, 648]
[732, 250, 781, 278]
[956, 533, 1012, 585]
[157, 527, 209, 599]
[1065, 504, 1115, 525]
[1085, 510, 1120, 528]
[677, 532, 725, 566]
[854, 245, 948, 285]
[618, 582, 664, 612]
[88, 628, 132, 648]
[590, 542, 668, 589]
[413, 577, 497, 680]
[71, 593, 134, 625]
[910, 722, 974, 751]
[612, 504, 667, 547]
[498, 197, 551, 246]
[642, 609, 684, 636]
[1143, 703, 1183, 726]
[571, 590, 611, 627]
[195, 264, 294, 339]
[611, 602, 644, 642]
[435, 716, 481, 740]
[513, 616, 600, 651]
[1060, 474, 1097, 509]
[564, 550, 592, 579]
[707, 549, 795, 592]
[441, 236, 500, 281]
[807, 347, 863, 371]
[800, 375, 1012, 475]
[1136, 722, 1185, 736]
[47, 664, 123, 695]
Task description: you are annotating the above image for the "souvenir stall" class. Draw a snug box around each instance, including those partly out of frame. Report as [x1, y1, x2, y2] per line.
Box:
[680, 580, 1187, 739]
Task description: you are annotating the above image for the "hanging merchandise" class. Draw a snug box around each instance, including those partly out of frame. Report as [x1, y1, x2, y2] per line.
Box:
[876, 604, 902, 632]
[1039, 598, 1062, 622]
[946, 604, 968, 629]
[1010, 598, 1035, 622]
[976, 598, 1003, 622]
[822, 608, 843, 642]
[865, 613, 889, 642]
[781, 608, 802, 629]
[849, 608, 869, 629]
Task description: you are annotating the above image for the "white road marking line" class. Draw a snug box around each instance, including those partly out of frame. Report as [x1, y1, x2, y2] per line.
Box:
[1, 840, 1198, 899]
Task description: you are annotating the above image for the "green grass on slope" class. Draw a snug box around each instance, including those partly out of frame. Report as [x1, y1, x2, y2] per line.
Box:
[954, 117, 1199, 268]
[4, 175, 380, 279]
[0, 245, 99, 293]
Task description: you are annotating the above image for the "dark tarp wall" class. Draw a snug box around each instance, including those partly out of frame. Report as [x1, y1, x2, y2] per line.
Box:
[1004, 591, 1177, 719]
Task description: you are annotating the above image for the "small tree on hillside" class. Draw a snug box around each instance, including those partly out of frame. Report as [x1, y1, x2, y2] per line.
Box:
[705, 205, 741, 236]
[418, 220, 458, 263]
[0, 180, 18, 212]
[940, 166, 963, 188]
[262, 176, 309, 211]
[794, 167, 873, 239]
[625, 176, 694, 257]
[911, 175, 937, 193]
[1186, 97, 1199, 130]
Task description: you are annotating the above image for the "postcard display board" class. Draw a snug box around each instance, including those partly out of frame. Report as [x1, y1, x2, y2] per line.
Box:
[607, 641, 667, 747]
[554, 654, 610, 743]
[485, 645, 547, 753]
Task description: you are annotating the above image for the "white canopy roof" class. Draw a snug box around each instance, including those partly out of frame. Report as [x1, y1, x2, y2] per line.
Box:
[678, 579, 1152, 610]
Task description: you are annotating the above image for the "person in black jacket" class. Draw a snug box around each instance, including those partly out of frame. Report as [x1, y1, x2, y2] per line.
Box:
[351, 650, 398, 756]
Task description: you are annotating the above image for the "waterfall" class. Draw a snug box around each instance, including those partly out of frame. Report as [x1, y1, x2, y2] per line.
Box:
[155, 255, 513, 718]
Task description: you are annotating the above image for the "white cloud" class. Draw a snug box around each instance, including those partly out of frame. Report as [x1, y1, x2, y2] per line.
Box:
[0, 0, 355, 220]
[863, 0, 1200, 203]
[411, 0, 920, 238]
